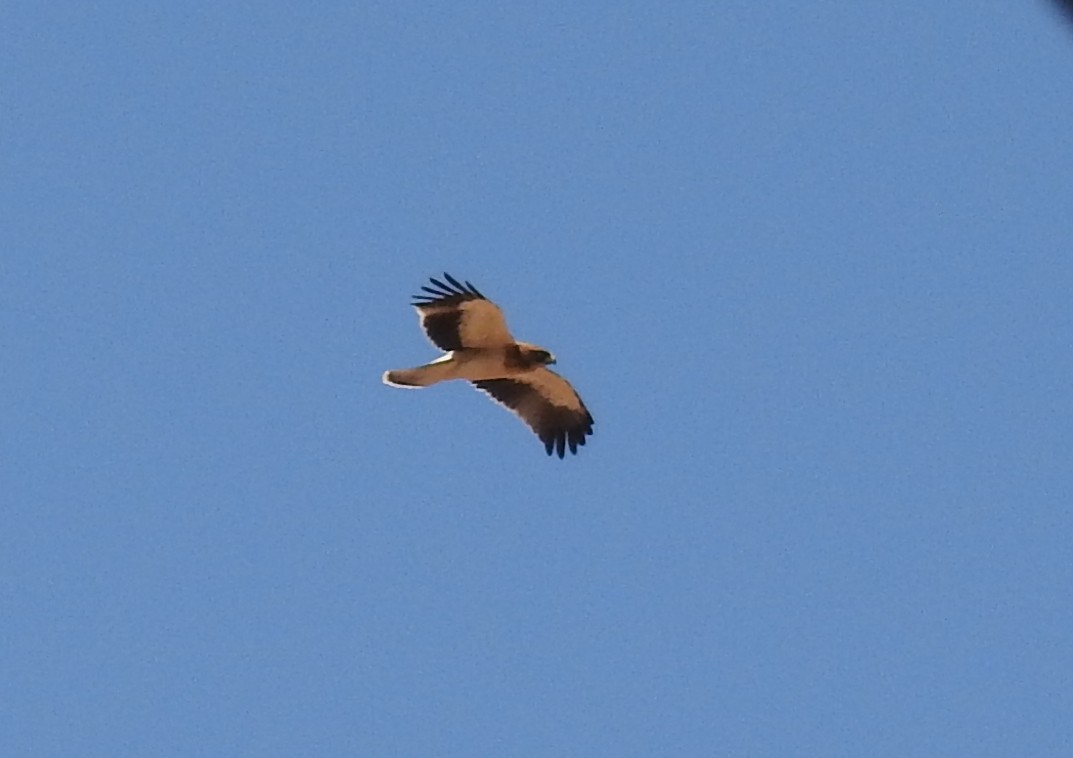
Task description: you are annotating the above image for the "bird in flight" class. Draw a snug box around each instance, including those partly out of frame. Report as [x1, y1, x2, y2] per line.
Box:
[383, 273, 594, 458]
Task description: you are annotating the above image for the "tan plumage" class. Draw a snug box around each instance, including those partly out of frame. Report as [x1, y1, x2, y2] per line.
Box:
[382, 273, 594, 458]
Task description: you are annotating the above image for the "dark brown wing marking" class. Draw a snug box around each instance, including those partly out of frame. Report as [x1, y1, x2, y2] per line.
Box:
[472, 370, 594, 458]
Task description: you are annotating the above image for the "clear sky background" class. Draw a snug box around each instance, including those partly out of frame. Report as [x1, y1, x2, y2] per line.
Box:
[4, 3, 1072, 756]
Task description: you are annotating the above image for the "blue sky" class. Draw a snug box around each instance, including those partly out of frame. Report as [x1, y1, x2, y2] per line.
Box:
[4, 3, 1072, 756]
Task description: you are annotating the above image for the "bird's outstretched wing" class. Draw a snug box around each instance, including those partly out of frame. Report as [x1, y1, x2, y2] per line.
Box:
[411, 273, 514, 351]
[472, 369, 594, 458]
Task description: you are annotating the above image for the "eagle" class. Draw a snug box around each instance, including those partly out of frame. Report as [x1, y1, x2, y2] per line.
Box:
[382, 273, 594, 458]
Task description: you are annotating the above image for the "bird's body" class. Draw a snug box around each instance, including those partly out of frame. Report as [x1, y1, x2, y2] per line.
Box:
[382, 274, 594, 458]
[385, 343, 551, 386]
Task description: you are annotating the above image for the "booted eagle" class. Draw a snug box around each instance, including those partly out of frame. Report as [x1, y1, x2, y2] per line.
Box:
[382, 273, 594, 458]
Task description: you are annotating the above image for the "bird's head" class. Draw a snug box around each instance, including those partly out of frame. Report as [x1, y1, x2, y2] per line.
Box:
[519, 343, 557, 365]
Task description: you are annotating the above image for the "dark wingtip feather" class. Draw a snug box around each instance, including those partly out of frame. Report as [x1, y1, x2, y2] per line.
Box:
[1051, 0, 1073, 27]
[410, 273, 484, 305]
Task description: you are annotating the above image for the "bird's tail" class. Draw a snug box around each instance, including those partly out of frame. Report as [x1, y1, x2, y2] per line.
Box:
[382, 356, 459, 388]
